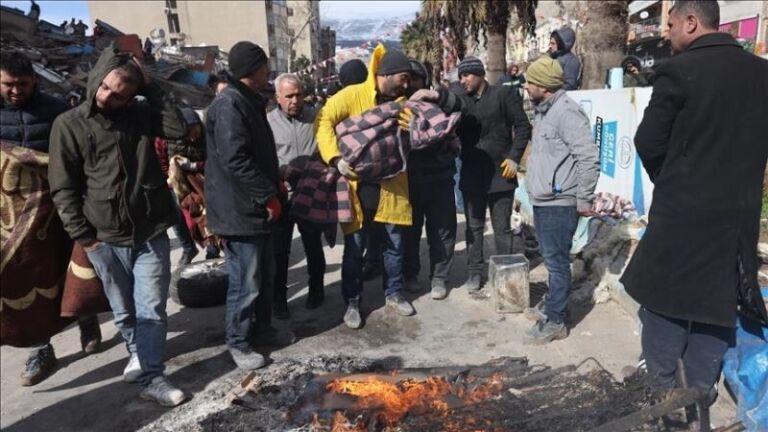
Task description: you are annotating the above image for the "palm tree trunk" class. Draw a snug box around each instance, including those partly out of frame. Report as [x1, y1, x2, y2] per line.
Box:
[486, 30, 506, 85]
[577, 0, 628, 89]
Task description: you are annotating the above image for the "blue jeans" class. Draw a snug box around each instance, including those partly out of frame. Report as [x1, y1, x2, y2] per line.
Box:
[533, 206, 578, 324]
[342, 222, 404, 302]
[222, 234, 274, 351]
[86, 233, 171, 386]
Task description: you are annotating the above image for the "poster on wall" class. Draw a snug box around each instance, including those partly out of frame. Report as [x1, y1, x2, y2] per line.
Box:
[568, 88, 655, 215]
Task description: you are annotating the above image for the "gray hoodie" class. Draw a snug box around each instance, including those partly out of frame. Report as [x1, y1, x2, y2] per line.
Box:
[526, 90, 599, 209]
[551, 27, 582, 90]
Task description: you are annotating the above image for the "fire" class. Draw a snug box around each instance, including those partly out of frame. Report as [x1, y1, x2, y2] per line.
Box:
[323, 373, 506, 430]
[326, 376, 452, 424]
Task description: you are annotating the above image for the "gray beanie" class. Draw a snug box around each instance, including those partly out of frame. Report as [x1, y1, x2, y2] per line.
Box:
[377, 49, 411, 75]
[458, 56, 485, 77]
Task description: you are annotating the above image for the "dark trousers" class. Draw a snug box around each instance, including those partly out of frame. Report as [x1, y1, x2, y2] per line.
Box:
[639, 307, 734, 393]
[533, 205, 578, 324]
[403, 178, 457, 282]
[341, 206, 404, 302]
[222, 235, 274, 351]
[462, 190, 515, 276]
[274, 207, 326, 305]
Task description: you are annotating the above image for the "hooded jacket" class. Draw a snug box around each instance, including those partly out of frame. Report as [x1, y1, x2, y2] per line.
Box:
[315, 44, 411, 234]
[48, 47, 186, 247]
[0, 87, 68, 152]
[550, 27, 582, 91]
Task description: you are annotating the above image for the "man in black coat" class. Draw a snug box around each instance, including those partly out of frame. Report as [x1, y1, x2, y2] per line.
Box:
[453, 57, 532, 292]
[620, 1, 768, 402]
[205, 42, 293, 371]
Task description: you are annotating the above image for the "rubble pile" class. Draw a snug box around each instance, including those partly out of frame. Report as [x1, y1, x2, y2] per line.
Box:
[0, 4, 221, 109]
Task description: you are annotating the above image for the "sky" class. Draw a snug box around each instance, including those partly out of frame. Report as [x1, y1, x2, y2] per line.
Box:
[321, 0, 419, 20]
[0, 0, 421, 24]
[1, 0, 89, 25]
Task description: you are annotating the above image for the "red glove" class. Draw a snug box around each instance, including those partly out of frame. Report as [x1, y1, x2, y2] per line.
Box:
[266, 195, 282, 222]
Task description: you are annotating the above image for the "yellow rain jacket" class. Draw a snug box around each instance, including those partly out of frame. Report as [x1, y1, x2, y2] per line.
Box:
[314, 44, 411, 235]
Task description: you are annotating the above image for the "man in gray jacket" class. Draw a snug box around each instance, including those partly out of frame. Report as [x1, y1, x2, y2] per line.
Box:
[523, 56, 599, 344]
[267, 73, 326, 318]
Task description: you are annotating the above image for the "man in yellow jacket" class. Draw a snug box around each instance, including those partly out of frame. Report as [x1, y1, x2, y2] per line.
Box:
[315, 45, 414, 329]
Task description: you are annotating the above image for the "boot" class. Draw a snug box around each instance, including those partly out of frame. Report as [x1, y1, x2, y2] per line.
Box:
[20, 345, 57, 386]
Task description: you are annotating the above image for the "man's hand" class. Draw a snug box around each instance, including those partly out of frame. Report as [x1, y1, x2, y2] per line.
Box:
[266, 195, 282, 222]
[336, 158, 357, 179]
[577, 202, 594, 218]
[82, 239, 102, 252]
[500, 159, 518, 179]
[398, 107, 413, 132]
[409, 89, 439, 102]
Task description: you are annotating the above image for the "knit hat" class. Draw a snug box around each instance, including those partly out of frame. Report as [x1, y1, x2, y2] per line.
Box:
[339, 59, 368, 87]
[376, 49, 411, 75]
[228, 41, 268, 79]
[525, 56, 564, 91]
[409, 60, 431, 88]
[458, 57, 485, 77]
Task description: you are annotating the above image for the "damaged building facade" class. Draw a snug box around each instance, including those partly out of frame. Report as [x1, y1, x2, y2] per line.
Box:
[87, 0, 319, 76]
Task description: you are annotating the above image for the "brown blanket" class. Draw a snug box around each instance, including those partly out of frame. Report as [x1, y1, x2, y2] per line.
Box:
[168, 155, 219, 249]
[1, 142, 72, 347]
[1, 143, 110, 346]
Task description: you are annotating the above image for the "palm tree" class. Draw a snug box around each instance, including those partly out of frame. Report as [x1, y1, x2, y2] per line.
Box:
[572, 0, 630, 89]
[421, 0, 538, 84]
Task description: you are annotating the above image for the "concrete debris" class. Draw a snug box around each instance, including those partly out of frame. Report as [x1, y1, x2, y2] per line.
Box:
[1, 7, 222, 108]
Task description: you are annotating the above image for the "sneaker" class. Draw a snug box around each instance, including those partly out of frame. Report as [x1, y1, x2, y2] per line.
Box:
[229, 347, 267, 370]
[524, 298, 547, 322]
[386, 293, 415, 316]
[460, 274, 482, 291]
[251, 327, 296, 347]
[344, 298, 362, 329]
[123, 354, 142, 383]
[78, 316, 102, 355]
[139, 376, 188, 407]
[177, 247, 199, 267]
[430, 279, 448, 300]
[404, 277, 422, 293]
[20, 345, 57, 386]
[362, 265, 382, 281]
[523, 319, 568, 345]
[305, 288, 324, 309]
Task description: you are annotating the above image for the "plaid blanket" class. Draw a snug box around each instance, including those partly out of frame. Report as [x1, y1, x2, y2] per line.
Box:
[168, 155, 219, 249]
[291, 101, 461, 238]
[591, 192, 637, 220]
[336, 100, 461, 182]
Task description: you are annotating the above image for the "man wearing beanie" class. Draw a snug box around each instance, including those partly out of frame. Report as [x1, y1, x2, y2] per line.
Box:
[315, 45, 415, 329]
[206, 41, 293, 370]
[453, 56, 532, 293]
[402, 59, 463, 300]
[523, 56, 599, 344]
[338, 59, 368, 88]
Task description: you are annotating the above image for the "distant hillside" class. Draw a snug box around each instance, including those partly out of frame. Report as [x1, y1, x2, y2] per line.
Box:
[322, 16, 411, 42]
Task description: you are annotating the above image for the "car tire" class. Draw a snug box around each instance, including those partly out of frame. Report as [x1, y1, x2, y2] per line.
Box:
[170, 258, 228, 307]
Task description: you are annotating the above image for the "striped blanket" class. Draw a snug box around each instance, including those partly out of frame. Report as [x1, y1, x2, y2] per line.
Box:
[290, 100, 461, 233]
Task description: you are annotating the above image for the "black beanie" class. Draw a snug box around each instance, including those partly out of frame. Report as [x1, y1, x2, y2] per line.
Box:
[339, 59, 368, 87]
[229, 41, 268, 79]
[376, 49, 411, 75]
[458, 56, 485, 77]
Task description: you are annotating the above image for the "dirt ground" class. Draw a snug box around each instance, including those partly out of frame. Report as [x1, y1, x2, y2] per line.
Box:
[0, 215, 737, 431]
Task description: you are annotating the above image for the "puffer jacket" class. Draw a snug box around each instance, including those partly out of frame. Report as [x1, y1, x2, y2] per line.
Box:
[550, 27, 583, 91]
[49, 46, 186, 246]
[0, 88, 68, 152]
